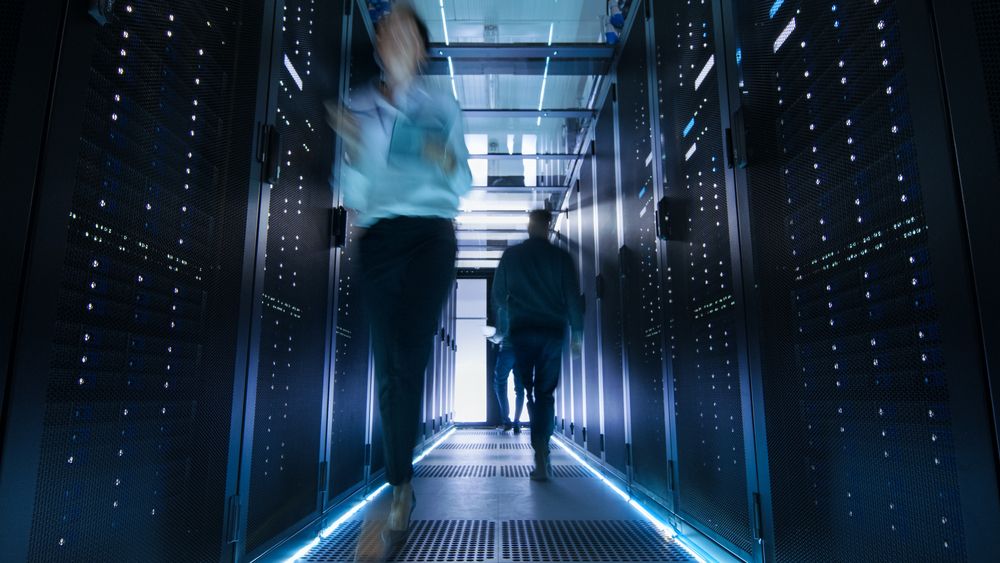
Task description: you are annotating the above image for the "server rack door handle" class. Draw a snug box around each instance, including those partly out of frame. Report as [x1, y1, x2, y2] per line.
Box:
[727, 108, 749, 169]
[331, 206, 348, 248]
[264, 126, 281, 184]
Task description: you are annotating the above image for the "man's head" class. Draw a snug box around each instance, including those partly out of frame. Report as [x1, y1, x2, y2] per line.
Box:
[375, 3, 430, 89]
[527, 209, 552, 239]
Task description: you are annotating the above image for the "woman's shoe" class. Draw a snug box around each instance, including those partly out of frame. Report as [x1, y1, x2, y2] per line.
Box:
[381, 484, 417, 554]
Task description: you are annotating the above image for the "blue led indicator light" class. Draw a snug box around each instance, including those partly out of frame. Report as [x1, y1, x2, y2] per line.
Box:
[736, 48, 743, 65]
[770, 0, 784, 19]
[683, 118, 696, 137]
[638, 186, 647, 199]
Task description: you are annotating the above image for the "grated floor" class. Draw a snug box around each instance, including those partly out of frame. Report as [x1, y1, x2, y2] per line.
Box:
[300, 429, 700, 562]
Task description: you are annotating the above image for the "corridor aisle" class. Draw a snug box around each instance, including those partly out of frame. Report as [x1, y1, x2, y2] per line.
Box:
[298, 429, 706, 562]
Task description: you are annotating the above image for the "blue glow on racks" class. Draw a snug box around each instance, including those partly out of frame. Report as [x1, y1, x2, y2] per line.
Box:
[683, 118, 696, 137]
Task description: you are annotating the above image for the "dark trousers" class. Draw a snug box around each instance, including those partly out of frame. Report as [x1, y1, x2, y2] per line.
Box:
[509, 328, 564, 454]
[493, 346, 524, 425]
[361, 217, 457, 486]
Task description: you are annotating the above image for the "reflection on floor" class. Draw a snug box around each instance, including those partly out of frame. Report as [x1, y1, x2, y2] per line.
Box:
[299, 429, 705, 562]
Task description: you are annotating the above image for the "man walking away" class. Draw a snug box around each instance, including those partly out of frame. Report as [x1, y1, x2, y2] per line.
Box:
[491, 305, 525, 433]
[492, 210, 583, 481]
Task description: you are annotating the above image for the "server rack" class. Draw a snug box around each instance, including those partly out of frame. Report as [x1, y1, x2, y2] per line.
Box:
[594, 93, 629, 474]
[0, 2, 277, 561]
[615, 0, 671, 505]
[579, 151, 605, 458]
[238, 0, 346, 557]
[720, 0, 1000, 560]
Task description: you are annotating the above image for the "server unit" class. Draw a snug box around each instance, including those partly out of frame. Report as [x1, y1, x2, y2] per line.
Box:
[562, 0, 1000, 561]
[0, 1, 459, 561]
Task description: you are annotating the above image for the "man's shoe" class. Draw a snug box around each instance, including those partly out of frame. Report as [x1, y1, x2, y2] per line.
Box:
[503, 422, 513, 432]
[512, 422, 521, 435]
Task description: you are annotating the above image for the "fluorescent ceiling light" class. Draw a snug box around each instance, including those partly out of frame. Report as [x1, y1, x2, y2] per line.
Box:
[456, 215, 530, 226]
[457, 259, 501, 269]
[457, 250, 505, 260]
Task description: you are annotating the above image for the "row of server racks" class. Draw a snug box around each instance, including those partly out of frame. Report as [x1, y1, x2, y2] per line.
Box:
[551, 0, 1000, 562]
[0, 1, 459, 561]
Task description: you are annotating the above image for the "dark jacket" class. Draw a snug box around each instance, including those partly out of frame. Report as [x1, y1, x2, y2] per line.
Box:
[492, 237, 583, 336]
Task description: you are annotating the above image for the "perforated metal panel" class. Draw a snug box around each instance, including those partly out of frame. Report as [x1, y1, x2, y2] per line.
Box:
[305, 520, 495, 562]
[654, 0, 753, 554]
[500, 465, 594, 478]
[501, 520, 694, 562]
[736, 0, 973, 560]
[973, 1, 1000, 164]
[245, 0, 342, 551]
[328, 4, 378, 501]
[413, 465, 496, 478]
[22, 2, 265, 560]
[616, 5, 670, 503]
[594, 97, 627, 472]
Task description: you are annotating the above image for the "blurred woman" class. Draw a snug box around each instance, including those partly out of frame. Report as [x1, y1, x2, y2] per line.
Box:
[329, 3, 471, 560]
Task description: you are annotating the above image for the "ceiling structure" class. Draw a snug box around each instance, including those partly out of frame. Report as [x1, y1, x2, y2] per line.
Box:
[410, 0, 612, 268]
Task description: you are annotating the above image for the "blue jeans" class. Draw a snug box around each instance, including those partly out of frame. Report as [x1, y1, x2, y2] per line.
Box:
[493, 346, 524, 425]
[509, 328, 564, 453]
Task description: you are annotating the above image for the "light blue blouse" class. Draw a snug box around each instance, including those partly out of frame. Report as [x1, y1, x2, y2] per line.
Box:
[336, 79, 472, 227]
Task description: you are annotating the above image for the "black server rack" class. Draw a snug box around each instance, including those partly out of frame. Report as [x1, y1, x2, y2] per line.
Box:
[653, 0, 757, 558]
[723, 0, 1000, 560]
[579, 153, 604, 458]
[240, 0, 344, 555]
[568, 186, 587, 447]
[0, 0, 62, 411]
[594, 94, 628, 473]
[326, 2, 377, 504]
[0, 1, 274, 561]
[615, 2, 671, 504]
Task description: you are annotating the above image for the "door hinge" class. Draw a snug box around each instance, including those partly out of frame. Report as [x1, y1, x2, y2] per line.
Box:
[582, 427, 587, 443]
[225, 494, 240, 544]
[611, 83, 618, 103]
[625, 443, 632, 466]
[364, 444, 372, 466]
[590, 140, 596, 156]
[600, 433, 606, 452]
[260, 124, 282, 184]
[331, 206, 348, 248]
[570, 422, 575, 435]
[666, 459, 675, 490]
[575, 180, 581, 194]
[752, 492, 764, 541]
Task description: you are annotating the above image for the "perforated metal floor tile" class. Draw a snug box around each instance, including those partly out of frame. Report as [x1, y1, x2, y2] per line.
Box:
[495, 443, 535, 450]
[501, 520, 695, 562]
[302, 520, 495, 562]
[438, 443, 496, 450]
[499, 465, 595, 478]
[414, 465, 497, 478]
